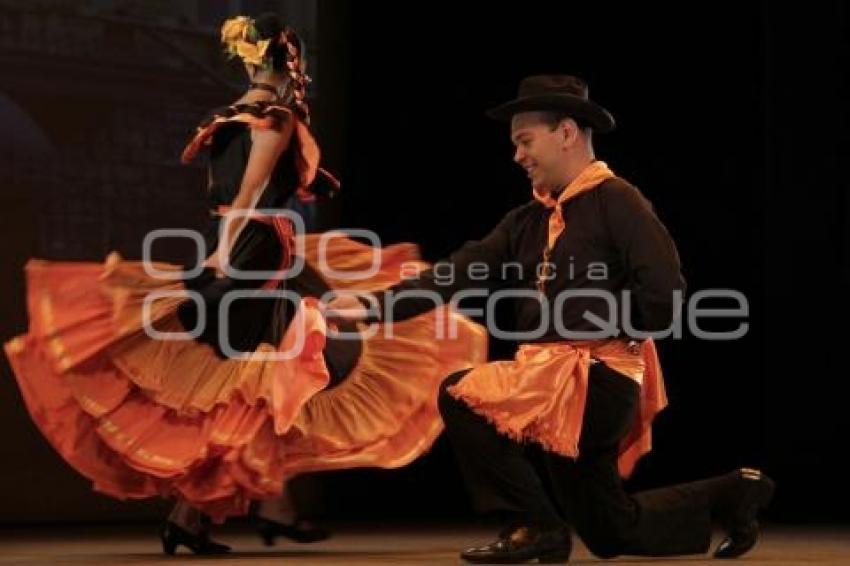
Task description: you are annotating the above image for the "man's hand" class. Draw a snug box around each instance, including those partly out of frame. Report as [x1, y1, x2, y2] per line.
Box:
[323, 294, 375, 323]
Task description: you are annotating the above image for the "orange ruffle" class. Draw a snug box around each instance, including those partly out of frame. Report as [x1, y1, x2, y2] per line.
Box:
[274, 234, 488, 473]
[5, 237, 487, 521]
[180, 101, 320, 200]
[447, 339, 666, 478]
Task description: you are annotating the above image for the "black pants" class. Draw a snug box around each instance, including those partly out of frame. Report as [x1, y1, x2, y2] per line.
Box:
[439, 361, 717, 558]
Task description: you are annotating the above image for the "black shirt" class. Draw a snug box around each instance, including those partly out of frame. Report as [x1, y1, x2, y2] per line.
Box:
[373, 177, 685, 341]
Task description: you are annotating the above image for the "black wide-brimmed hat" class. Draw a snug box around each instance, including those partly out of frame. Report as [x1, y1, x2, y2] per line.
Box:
[487, 74, 616, 133]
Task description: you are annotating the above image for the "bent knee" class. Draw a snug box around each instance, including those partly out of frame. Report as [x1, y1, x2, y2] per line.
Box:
[578, 521, 633, 559]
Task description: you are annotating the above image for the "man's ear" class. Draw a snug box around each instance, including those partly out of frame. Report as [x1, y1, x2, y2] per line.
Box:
[560, 118, 579, 148]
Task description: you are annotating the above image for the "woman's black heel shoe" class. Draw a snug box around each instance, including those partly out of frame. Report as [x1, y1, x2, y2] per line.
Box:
[254, 516, 330, 546]
[159, 521, 231, 555]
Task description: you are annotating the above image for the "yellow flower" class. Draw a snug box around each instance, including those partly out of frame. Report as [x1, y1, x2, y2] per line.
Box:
[221, 16, 252, 45]
[235, 38, 271, 66]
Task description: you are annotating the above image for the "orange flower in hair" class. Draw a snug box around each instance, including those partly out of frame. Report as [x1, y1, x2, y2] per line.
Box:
[221, 16, 273, 68]
[220, 16, 251, 45]
[235, 38, 270, 66]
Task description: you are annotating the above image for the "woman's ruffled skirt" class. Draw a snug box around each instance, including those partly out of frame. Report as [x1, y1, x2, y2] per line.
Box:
[4, 234, 487, 521]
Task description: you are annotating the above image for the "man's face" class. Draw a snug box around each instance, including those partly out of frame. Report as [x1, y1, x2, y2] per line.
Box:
[511, 112, 566, 192]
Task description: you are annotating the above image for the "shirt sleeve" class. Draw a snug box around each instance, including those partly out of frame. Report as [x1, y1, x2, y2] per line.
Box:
[599, 181, 686, 334]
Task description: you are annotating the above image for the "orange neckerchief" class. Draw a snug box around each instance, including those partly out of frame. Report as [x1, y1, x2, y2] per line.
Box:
[532, 161, 615, 292]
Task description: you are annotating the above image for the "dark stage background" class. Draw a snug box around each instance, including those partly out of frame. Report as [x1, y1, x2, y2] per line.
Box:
[0, 1, 847, 526]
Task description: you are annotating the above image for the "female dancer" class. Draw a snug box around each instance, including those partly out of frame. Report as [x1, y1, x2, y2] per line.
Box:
[4, 13, 486, 555]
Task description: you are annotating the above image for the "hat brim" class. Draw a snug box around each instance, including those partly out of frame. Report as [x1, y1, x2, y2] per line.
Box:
[487, 94, 616, 133]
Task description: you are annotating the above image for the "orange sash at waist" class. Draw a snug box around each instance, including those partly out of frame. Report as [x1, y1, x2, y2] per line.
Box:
[448, 338, 667, 478]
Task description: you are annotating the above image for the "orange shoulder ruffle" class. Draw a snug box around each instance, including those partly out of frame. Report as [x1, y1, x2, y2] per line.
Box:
[180, 101, 322, 201]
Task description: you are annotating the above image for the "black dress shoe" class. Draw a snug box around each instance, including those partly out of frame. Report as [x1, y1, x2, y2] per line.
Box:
[713, 468, 775, 559]
[254, 515, 331, 546]
[714, 520, 760, 559]
[159, 521, 231, 555]
[460, 525, 572, 564]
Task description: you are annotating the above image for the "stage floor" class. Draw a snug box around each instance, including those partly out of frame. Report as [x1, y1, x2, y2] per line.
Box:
[0, 524, 847, 564]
